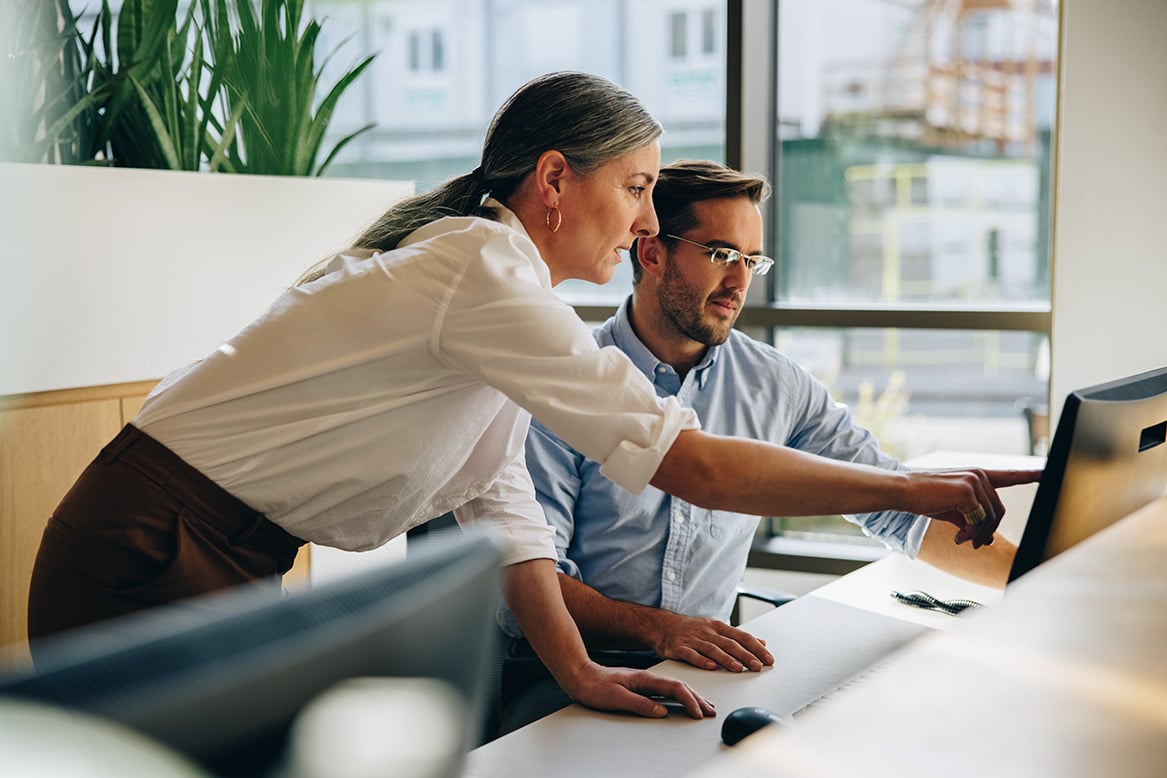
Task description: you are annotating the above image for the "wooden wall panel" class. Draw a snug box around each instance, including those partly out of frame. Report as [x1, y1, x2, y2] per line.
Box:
[119, 392, 150, 423]
[0, 380, 313, 669]
[0, 398, 124, 668]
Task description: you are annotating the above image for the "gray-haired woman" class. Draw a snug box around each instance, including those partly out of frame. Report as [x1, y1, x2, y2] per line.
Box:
[28, 71, 1035, 720]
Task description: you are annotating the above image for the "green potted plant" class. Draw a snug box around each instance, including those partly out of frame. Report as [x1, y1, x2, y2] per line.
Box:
[202, 0, 376, 176]
[1, 0, 376, 175]
[0, 0, 103, 164]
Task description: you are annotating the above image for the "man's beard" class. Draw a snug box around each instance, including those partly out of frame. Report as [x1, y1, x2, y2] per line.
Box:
[657, 259, 740, 347]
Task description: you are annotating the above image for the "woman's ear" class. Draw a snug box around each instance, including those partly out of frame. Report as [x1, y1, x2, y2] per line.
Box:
[532, 150, 569, 207]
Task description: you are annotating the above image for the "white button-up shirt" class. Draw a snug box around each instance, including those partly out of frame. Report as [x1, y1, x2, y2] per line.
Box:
[134, 202, 699, 564]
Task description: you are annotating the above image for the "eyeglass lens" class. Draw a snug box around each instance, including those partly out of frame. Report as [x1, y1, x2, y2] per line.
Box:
[711, 248, 772, 275]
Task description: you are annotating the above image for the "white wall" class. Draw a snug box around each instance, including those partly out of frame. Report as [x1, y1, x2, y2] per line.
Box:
[0, 164, 412, 396]
[1049, 0, 1167, 421]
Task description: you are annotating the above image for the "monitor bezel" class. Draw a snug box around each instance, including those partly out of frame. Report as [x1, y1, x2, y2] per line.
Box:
[1, 531, 504, 776]
[1008, 365, 1167, 582]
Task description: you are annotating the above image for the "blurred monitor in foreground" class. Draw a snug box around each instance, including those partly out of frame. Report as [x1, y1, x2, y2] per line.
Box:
[0, 531, 504, 777]
[1010, 365, 1167, 581]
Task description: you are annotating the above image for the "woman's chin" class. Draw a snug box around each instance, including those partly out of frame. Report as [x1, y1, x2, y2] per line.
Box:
[561, 260, 617, 287]
[592, 261, 620, 286]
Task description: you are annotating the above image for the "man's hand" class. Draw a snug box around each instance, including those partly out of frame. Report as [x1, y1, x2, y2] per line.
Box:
[649, 611, 773, 672]
[558, 661, 717, 720]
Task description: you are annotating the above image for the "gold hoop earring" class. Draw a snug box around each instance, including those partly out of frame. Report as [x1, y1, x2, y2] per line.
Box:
[546, 207, 562, 234]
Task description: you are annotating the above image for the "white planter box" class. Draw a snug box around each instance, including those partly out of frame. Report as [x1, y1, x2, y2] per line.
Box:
[0, 163, 413, 396]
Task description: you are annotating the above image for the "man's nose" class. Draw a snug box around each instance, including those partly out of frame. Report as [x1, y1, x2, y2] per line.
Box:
[725, 258, 752, 289]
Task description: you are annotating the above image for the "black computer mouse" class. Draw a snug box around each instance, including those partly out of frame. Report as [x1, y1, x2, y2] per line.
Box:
[720, 706, 786, 746]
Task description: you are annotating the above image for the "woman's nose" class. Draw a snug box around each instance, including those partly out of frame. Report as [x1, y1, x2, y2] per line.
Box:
[634, 201, 659, 237]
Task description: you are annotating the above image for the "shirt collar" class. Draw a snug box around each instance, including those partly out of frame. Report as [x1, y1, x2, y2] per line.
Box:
[480, 197, 553, 288]
[484, 197, 527, 239]
[610, 297, 721, 389]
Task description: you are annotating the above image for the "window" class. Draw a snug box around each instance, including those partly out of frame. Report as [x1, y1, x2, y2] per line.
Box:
[313, 0, 726, 195]
[667, 7, 721, 63]
[406, 28, 446, 72]
[431, 28, 445, 72]
[701, 9, 716, 55]
[408, 32, 421, 71]
[748, 0, 1058, 546]
[670, 12, 688, 59]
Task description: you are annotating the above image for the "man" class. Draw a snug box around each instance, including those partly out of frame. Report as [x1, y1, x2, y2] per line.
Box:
[499, 159, 1017, 728]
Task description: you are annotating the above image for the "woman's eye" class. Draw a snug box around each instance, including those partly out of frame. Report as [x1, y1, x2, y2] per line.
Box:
[630, 186, 646, 197]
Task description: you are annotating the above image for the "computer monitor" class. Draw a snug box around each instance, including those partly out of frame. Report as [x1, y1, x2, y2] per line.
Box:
[0, 530, 505, 777]
[1009, 365, 1167, 581]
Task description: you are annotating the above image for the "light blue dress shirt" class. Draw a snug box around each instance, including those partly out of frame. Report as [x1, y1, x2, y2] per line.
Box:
[517, 298, 929, 628]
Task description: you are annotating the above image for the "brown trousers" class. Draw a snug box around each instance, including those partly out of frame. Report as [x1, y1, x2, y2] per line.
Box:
[27, 424, 305, 648]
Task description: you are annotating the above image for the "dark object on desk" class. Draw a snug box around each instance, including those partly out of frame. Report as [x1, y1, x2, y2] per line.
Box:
[1010, 364, 1167, 582]
[648, 694, 690, 713]
[890, 590, 982, 615]
[1, 531, 504, 778]
[721, 706, 786, 746]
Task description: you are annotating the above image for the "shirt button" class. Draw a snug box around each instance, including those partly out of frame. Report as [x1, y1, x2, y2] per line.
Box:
[676, 516, 685, 524]
[666, 570, 677, 582]
[656, 365, 668, 373]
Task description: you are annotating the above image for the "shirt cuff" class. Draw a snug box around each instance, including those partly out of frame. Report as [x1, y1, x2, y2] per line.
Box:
[902, 515, 930, 558]
[452, 503, 557, 567]
[598, 399, 700, 494]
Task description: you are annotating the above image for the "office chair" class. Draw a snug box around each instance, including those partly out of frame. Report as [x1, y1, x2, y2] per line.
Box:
[730, 581, 797, 626]
[1015, 397, 1050, 456]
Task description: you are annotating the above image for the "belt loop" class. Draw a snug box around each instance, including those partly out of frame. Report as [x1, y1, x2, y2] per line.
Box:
[99, 424, 141, 464]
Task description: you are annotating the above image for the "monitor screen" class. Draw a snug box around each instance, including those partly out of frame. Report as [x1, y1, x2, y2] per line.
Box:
[1009, 365, 1167, 581]
[0, 531, 505, 777]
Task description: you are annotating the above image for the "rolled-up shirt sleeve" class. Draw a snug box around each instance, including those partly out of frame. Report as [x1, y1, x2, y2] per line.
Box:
[452, 449, 557, 567]
[435, 225, 699, 495]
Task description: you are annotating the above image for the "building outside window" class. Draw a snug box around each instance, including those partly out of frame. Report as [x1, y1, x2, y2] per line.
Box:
[756, 0, 1057, 547]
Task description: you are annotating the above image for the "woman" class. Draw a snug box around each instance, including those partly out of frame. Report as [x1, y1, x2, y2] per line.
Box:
[27, 72, 1036, 720]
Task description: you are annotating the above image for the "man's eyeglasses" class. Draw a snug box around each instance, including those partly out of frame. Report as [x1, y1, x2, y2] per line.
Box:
[664, 234, 774, 276]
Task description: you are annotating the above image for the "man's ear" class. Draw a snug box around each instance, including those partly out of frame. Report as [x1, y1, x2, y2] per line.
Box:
[532, 150, 569, 207]
[636, 236, 668, 281]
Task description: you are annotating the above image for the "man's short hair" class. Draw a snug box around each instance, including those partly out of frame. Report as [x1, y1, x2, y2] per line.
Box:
[631, 160, 772, 283]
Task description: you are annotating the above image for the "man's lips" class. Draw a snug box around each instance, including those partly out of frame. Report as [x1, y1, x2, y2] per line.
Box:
[709, 296, 740, 314]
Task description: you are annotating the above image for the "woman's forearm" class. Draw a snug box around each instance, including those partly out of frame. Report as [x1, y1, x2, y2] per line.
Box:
[652, 430, 1039, 551]
[501, 558, 594, 697]
[502, 558, 717, 719]
[652, 429, 915, 517]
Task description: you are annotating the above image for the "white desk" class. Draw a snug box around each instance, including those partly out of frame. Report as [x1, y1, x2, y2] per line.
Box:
[465, 549, 1012, 777]
[464, 453, 1042, 778]
[691, 497, 1167, 778]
